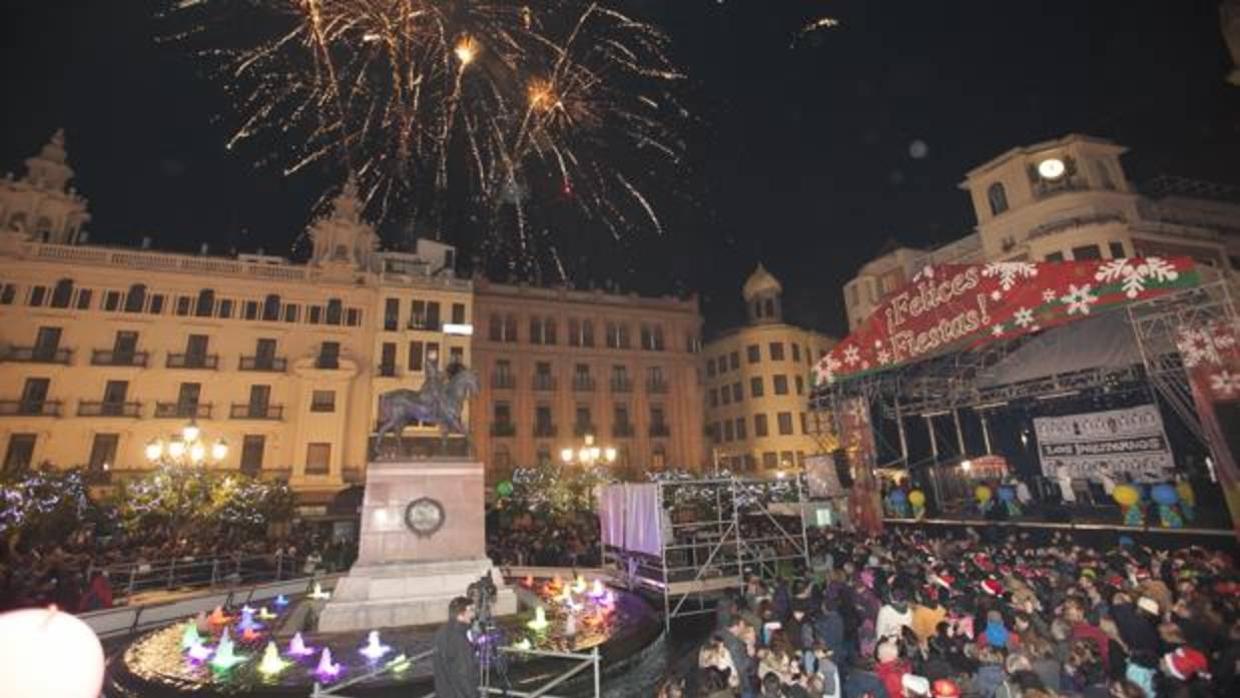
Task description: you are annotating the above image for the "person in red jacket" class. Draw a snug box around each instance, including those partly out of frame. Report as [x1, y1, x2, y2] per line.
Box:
[876, 638, 911, 698]
[1064, 599, 1110, 666]
[80, 570, 113, 611]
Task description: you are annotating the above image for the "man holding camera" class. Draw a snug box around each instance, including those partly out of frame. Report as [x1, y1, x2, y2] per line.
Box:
[432, 596, 480, 698]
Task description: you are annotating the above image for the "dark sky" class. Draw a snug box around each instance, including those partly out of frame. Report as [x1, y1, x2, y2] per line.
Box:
[3, 1, 1238, 337]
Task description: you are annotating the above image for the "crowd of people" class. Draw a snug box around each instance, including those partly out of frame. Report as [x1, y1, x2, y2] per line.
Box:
[659, 526, 1237, 698]
[485, 507, 601, 568]
[0, 524, 355, 613]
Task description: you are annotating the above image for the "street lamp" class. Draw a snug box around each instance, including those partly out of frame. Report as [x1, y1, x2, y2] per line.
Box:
[560, 433, 617, 468]
[146, 420, 228, 468]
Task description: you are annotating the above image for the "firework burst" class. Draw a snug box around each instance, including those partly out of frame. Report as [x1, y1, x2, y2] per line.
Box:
[164, 0, 689, 278]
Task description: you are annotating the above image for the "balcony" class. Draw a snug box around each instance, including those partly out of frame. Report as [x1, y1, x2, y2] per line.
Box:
[533, 424, 557, 438]
[491, 374, 515, 389]
[572, 376, 596, 392]
[612, 424, 635, 438]
[239, 356, 288, 372]
[646, 380, 669, 394]
[532, 375, 556, 391]
[491, 422, 516, 437]
[154, 402, 213, 419]
[573, 423, 597, 438]
[610, 378, 633, 393]
[649, 424, 670, 438]
[377, 364, 399, 378]
[91, 350, 148, 367]
[407, 319, 442, 332]
[229, 403, 284, 420]
[4, 346, 72, 364]
[166, 353, 219, 370]
[0, 400, 62, 417]
[77, 401, 141, 418]
[316, 356, 340, 370]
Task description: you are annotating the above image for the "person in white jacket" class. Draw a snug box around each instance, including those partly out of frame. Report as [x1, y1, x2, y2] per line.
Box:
[876, 588, 914, 642]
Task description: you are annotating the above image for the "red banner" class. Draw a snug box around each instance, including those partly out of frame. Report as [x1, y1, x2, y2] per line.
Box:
[1176, 319, 1240, 535]
[815, 257, 1200, 386]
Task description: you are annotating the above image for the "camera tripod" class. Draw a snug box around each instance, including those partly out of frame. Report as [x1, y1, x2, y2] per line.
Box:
[468, 571, 512, 697]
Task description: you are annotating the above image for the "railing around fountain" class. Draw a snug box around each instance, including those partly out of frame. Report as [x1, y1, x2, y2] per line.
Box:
[89, 550, 336, 603]
[308, 645, 602, 698]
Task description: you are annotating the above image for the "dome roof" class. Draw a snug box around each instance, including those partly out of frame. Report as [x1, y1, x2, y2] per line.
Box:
[742, 263, 782, 299]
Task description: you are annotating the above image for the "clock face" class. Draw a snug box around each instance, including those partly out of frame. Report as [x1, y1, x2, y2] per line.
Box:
[404, 497, 445, 537]
[1037, 158, 1066, 180]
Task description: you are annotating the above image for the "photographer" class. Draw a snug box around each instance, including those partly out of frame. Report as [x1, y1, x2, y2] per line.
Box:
[432, 596, 480, 698]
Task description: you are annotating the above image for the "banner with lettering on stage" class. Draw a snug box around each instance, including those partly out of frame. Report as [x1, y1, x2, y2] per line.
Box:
[813, 257, 1199, 387]
[1033, 404, 1174, 482]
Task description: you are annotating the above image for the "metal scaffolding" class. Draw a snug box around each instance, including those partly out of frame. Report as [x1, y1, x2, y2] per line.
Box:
[603, 477, 811, 632]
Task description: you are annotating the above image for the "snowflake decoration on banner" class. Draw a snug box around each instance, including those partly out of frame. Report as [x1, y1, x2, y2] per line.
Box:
[991, 325, 1005, 337]
[1060, 284, 1098, 316]
[982, 261, 1038, 291]
[1042, 289, 1058, 303]
[1210, 371, 1240, 398]
[877, 348, 892, 365]
[991, 290, 1002, 301]
[815, 354, 842, 385]
[848, 399, 870, 424]
[1176, 327, 1220, 368]
[1013, 307, 1035, 328]
[1212, 324, 1237, 350]
[1095, 256, 1179, 298]
[843, 345, 861, 366]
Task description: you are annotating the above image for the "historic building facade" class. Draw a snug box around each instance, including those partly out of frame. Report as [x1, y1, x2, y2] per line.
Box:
[844, 134, 1240, 330]
[0, 133, 472, 503]
[702, 266, 837, 476]
[469, 280, 707, 481]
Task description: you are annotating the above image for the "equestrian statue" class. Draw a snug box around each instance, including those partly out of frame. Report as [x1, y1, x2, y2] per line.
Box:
[373, 358, 480, 458]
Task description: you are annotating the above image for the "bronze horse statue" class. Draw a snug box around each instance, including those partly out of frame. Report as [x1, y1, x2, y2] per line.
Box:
[373, 364, 479, 457]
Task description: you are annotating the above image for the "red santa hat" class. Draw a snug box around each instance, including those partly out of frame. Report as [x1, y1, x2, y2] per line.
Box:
[980, 578, 1004, 597]
[932, 571, 956, 591]
[1162, 647, 1209, 681]
[932, 679, 961, 698]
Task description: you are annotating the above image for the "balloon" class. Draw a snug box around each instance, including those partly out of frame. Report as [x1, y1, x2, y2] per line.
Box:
[1112, 484, 1140, 507]
[0, 607, 105, 698]
[908, 490, 926, 507]
[889, 489, 907, 503]
[998, 486, 1016, 503]
[975, 485, 992, 503]
[1151, 483, 1179, 506]
[496, 481, 514, 498]
[1175, 480, 1194, 503]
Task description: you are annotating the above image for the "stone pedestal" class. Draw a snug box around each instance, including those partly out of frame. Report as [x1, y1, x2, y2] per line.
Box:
[319, 459, 516, 632]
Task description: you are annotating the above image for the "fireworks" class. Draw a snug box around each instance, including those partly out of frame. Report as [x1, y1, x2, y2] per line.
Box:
[165, 1, 689, 277]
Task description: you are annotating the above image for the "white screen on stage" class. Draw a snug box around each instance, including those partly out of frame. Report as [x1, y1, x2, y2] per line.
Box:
[597, 483, 664, 556]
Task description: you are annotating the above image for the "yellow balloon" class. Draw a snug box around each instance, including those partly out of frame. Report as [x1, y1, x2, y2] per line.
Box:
[975, 485, 992, 503]
[1175, 480, 1194, 504]
[908, 490, 926, 507]
[1112, 484, 1139, 507]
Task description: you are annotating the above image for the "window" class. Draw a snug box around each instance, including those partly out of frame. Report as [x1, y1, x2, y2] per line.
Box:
[380, 343, 397, 375]
[311, 390, 335, 412]
[34, 326, 62, 356]
[425, 302, 440, 330]
[731, 382, 742, 402]
[614, 404, 631, 430]
[1072, 244, 1102, 260]
[493, 402, 512, 425]
[1108, 242, 1126, 259]
[318, 341, 340, 369]
[777, 412, 794, 435]
[575, 406, 592, 431]
[568, 319, 580, 347]
[248, 385, 271, 414]
[1045, 252, 1064, 262]
[764, 299, 775, 318]
[754, 413, 769, 437]
[544, 318, 557, 345]
[384, 298, 400, 331]
[185, 334, 209, 361]
[617, 324, 631, 349]
[425, 342, 440, 366]
[408, 341, 424, 371]
[448, 346, 464, 367]
[529, 317, 543, 345]
[3, 434, 36, 473]
[709, 423, 720, 444]
[283, 304, 298, 322]
[76, 288, 92, 309]
[735, 417, 747, 440]
[29, 285, 47, 307]
[489, 314, 504, 341]
[326, 299, 343, 325]
[769, 342, 785, 361]
[708, 388, 718, 407]
[451, 303, 467, 325]
[504, 314, 517, 342]
[791, 343, 801, 362]
[723, 420, 735, 442]
[216, 298, 231, 318]
[728, 351, 739, 370]
[721, 386, 731, 405]
[124, 284, 146, 313]
[774, 375, 789, 395]
[495, 359, 512, 379]
[177, 383, 201, 410]
[651, 447, 666, 470]
[987, 182, 1009, 215]
[243, 301, 259, 320]
[346, 308, 361, 326]
[50, 279, 73, 308]
[800, 412, 808, 434]
[641, 325, 656, 350]
[535, 405, 553, 434]
[195, 289, 215, 317]
[763, 452, 778, 469]
[780, 451, 795, 468]
[88, 434, 118, 472]
[747, 345, 761, 364]
[651, 406, 666, 428]
[113, 331, 138, 361]
[173, 295, 190, 315]
[305, 443, 331, 475]
[262, 294, 281, 322]
[104, 290, 121, 312]
[308, 306, 322, 324]
[750, 376, 764, 397]
[102, 381, 129, 411]
[706, 359, 716, 378]
[535, 361, 552, 377]
[582, 320, 594, 347]
[240, 435, 265, 476]
[795, 375, 804, 395]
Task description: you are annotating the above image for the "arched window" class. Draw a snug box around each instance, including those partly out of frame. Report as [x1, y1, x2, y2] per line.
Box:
[326, 298, 343, 325]
[195, 289, 215, 317]
[50, 278, 74, 308]
[262, 294, 281, 321]
[987, 182, 1009, 216]
[124, 284, 147, 313]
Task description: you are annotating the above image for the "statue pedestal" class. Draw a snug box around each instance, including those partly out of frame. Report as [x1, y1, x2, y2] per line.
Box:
[319, 459, 516, 632]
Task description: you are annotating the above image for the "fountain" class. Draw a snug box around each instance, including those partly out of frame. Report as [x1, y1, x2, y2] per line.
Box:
[286, 632, 315, 657]
[237, 607, 262, 633]
[526, 606, 549, 632]
[308, 583, 331, 601]
[272, 595, 289, 608]
[257, 642, 289, 677]
[511, 638, 532, 651]
[241, 604, 257, 615]
[180, 622, 202, 650]
[208, 628, 246, 670]
[386, 653, 411, 672]
[257, 607, 277, 622]
[240, 627, 262, 643]
[207, 607, 230, 626]
[186, 639, 213, 663]
[313, 648, 342, 680]
[588, 579, 607, 598]
[358, 630, 392, 661]
[572, 575, 587, 594]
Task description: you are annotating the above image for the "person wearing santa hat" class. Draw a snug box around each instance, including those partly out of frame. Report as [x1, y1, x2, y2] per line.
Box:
[931, 678, 960, 698]
[1159, 646, 1210, 694]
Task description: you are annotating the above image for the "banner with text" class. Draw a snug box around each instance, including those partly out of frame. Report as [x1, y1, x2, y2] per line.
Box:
[1033, 404, 1174, 482]
[813, 258, 1199, 386]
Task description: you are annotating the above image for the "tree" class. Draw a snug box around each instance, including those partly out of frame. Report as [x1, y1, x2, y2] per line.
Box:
[113, 465, 293, 543]
[1, 467, 109, 550]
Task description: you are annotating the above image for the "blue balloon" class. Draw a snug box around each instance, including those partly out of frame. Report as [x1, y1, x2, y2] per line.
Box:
[1151, 483, 1179, 506]
[889, 489, 907, 503]
[998, 486, 1016, 503]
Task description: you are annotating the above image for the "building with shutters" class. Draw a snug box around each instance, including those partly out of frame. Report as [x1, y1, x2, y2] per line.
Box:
[0, 132, 472, 506]
[701, 265, 837, 476]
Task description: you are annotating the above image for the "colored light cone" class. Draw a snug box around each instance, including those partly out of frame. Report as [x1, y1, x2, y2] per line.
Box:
[359, 630, 392, 660]
[288, 632, 315, 657]
[257, 606, 277, 621]
[258, 641, 290, 676]
[181, 621, 202, 650]
[209, 628, 247, 670]
[526, 606, 549, 631]
[308, 582, 331, 600]
[273, 594, 289, 607]
[314, 647, 342, 679]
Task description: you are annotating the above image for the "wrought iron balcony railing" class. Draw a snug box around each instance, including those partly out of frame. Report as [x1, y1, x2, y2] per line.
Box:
[0, 400, 62, 417]
[229, 403, 284, 420]
[166, 353, 219, 370]
[91, 350, 148, 367]
[154, 402, 212, 419]
[5, 346, 72, 364]
[239, 356, 288, 372]
[77, 401, 141, 418]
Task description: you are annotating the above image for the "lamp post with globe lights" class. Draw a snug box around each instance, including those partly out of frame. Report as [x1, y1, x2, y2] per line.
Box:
[560, 433, 617, 469]
[145, 421, 228, 468]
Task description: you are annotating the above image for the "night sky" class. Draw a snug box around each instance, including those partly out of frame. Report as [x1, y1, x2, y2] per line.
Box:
[2, 1, 1238, 338]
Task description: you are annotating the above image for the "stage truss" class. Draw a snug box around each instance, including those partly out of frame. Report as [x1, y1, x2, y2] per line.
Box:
[603, 477, 811, 632]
